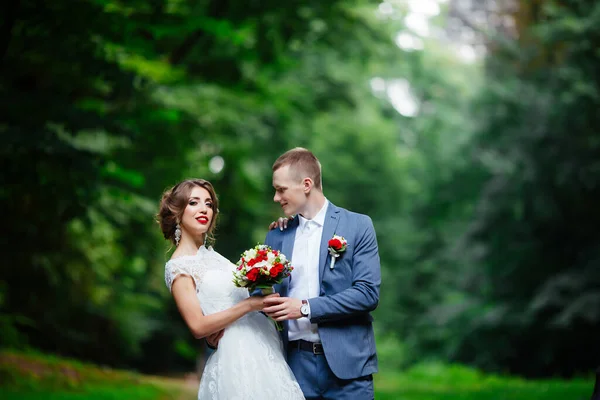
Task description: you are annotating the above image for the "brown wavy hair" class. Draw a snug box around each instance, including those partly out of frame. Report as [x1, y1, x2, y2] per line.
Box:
[157, 179, 219, 246]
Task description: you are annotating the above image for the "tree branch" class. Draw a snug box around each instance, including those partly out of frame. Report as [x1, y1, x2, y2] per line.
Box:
[168, 29, 205, 65]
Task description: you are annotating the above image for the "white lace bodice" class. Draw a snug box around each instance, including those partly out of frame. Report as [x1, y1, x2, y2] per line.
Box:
[164, 245, 305, 400]
[165, 245, 249, 315]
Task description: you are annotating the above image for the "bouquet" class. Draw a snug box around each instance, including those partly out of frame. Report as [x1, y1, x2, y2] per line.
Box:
[232, 244, 294, 330]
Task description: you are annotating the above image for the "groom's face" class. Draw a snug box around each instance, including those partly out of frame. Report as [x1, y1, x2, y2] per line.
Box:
[272, 164, 307, 217]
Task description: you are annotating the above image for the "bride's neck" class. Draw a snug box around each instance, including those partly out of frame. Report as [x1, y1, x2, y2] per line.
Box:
[176, 235, 205, 254]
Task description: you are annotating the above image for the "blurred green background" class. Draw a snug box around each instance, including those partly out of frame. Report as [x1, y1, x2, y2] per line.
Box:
[1, 0, 599, 398]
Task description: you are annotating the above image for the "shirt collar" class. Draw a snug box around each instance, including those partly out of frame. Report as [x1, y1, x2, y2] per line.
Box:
[298, 199, 329, 231]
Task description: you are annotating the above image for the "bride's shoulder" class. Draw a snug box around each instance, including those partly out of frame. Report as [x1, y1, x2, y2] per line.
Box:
[165, 245, 230, 270]
[167, 245, 219, 265]
[168, 244, 212, 261]
[164, 248, 209, 292]
[165, 248, 203, 269]
[166, 254, 195, 267]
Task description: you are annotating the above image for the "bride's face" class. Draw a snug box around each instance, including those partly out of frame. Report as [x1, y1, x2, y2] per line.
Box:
[180, 186, 215, 241]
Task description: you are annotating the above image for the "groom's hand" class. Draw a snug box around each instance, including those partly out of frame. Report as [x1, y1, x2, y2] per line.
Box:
[263, 297, 302, 321]
[206, 329, 224, 349]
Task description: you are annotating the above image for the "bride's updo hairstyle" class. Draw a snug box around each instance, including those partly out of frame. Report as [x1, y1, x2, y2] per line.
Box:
[158, 179, 219, 246]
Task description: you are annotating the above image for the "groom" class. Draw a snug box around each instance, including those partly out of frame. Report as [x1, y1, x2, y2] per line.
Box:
[262, 147, 381, 399]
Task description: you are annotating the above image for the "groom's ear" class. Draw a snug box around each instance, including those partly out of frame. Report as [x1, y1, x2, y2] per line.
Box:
[302, 177, 313, 193]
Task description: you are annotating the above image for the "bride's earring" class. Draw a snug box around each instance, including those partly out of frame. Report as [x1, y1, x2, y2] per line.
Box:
[174, 223, 182, 246]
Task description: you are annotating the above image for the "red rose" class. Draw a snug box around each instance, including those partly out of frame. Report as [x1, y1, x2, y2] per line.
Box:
[270, 263, 284, 277]
[329, 238, 342, 250]
[246, 268, 259, 282]
[257, 250, 268, 261]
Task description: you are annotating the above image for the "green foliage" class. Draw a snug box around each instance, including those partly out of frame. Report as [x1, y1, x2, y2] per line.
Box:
[375, 331, 409, 371]
[395, 0, 600, 377]
[448, 0, 600, 377]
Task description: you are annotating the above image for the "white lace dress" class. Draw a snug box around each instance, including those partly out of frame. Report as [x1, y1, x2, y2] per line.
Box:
[165, 245, 305, 400]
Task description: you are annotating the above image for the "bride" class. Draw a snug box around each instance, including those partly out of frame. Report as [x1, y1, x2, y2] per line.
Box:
[158, 178, 305, 400]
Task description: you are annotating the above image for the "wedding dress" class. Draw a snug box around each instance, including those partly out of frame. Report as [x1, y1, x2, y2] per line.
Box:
[165, 245, 305, 400]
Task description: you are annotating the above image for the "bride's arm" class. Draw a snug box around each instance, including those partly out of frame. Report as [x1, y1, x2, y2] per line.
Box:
[171, 276, 275, 339]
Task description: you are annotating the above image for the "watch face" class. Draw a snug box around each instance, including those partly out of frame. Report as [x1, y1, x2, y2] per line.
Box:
[301, 305, 309, 315]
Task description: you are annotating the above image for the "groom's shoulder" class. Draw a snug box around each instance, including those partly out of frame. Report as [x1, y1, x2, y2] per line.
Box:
[265, 216, 298, 242]
[265, 226, 283, 241]
[334, 206, 374, 229]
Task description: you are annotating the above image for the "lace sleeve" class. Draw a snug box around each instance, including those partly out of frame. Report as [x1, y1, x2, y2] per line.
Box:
[164, 257, 203, 293]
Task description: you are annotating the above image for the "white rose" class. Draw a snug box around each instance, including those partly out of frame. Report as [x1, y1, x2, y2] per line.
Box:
[256, 260, 269, 271]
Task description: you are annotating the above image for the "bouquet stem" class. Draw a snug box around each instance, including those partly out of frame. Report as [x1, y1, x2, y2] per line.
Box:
[259, 287, 283, 331]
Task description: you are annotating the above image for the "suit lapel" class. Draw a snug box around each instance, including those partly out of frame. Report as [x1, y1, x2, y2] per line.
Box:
[319, 203, 341, 282]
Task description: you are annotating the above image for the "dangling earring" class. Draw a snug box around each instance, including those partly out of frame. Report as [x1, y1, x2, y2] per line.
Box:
[174, 223, 182, 246]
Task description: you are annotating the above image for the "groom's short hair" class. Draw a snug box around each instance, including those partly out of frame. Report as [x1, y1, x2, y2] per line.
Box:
[273, 147, 322, 191]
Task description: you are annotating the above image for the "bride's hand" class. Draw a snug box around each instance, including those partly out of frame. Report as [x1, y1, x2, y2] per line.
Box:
[268, 217, 292, 231]
[246, 293, 280, 312]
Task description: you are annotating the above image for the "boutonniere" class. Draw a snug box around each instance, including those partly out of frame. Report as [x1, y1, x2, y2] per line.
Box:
[328, 235, 348, 270]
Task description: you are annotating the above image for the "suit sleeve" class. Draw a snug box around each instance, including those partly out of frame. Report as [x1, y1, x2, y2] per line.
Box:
[308, 216, 381, 323]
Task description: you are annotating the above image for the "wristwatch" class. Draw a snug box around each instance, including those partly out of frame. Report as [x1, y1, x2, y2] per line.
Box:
[300, 300, 310, 318]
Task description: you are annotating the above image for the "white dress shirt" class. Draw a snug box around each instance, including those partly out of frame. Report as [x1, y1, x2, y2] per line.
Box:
[287, 199, 329, 343]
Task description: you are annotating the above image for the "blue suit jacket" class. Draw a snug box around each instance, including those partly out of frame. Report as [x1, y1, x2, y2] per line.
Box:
[264, 202, 381, 380]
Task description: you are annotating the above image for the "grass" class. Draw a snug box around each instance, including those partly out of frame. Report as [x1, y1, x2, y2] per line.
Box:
[0, 349, 195, 400]
[0, 349, 593, 399]
[375, 362, 593, 400]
